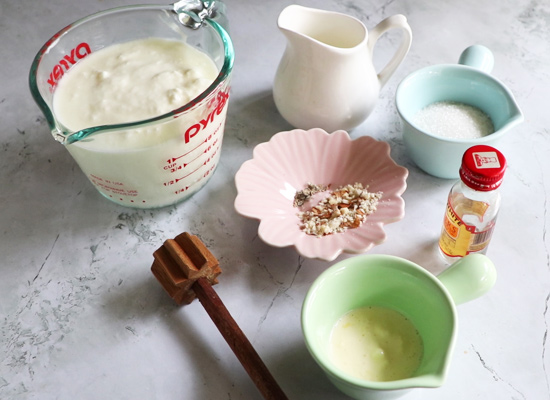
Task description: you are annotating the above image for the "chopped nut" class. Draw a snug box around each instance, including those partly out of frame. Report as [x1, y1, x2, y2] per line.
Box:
[296, 183, 382, 237]
[293, 183, 328, 207]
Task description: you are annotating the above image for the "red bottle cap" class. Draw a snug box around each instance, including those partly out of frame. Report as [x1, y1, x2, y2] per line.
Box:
[459, 145, 507, 191]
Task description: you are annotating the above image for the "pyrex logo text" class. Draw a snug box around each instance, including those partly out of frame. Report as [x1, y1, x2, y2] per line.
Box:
[47, 42, 92, 91]
[184, 89, 230, 143]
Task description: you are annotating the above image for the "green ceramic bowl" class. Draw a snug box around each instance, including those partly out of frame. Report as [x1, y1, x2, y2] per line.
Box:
[301, 253, 496, 400]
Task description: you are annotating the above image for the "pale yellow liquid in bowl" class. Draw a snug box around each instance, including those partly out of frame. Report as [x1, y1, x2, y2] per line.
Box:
[330, 306, 423, 382]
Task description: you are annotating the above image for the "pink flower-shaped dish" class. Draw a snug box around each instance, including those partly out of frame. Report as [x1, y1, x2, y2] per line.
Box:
[234, 128, 408, 261]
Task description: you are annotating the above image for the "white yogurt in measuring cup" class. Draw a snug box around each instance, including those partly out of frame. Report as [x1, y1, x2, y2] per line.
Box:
[53, 37, 228, 208]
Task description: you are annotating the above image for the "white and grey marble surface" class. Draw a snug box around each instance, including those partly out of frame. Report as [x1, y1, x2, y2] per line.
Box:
[1, 0, 549, 399]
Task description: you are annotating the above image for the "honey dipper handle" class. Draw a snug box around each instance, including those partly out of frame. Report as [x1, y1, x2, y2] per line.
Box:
[193, 277, 289, 400]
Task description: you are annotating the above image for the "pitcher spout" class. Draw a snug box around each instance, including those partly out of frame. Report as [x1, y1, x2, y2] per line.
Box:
[277, 5, 367, 49]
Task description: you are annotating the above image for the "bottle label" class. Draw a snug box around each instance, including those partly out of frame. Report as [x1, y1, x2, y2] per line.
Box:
[438, 199, 495, 257]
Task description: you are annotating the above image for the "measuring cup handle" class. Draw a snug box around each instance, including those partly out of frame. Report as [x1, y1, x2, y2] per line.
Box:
[437, 254, 497, 305]
[173, 0, 229, 31]
[368, 14, 413, 88]
[458, 45, 494, 73]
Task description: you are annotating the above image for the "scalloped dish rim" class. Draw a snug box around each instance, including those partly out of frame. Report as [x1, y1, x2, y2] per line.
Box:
[234, 128, 408, 261]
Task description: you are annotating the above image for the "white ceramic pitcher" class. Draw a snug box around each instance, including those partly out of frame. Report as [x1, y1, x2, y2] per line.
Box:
[273, 5, 412, 132]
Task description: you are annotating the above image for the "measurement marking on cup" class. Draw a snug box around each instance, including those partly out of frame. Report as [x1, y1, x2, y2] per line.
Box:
[183, 138, 218, 167]
[174, 146, 219, 183]
[164, 144, 219, 188]
[174, 163, 217, 195]
[166, 134, 214, 163]
[183, 148, 207, 168]
[166, 120, 221, 165]
[164, 137, 220, 173]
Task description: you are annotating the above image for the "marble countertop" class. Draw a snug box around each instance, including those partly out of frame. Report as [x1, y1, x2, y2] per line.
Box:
[1, 0, 549, 399]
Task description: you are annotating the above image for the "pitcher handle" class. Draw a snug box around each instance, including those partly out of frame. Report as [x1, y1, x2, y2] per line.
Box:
[368, 14, 412, 88]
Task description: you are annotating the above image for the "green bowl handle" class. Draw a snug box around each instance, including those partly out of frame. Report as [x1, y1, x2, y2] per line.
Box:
[437, 254, 497, 305]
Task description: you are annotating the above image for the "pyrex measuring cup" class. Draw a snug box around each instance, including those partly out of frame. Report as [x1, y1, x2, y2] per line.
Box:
[29, 1, 234, 208]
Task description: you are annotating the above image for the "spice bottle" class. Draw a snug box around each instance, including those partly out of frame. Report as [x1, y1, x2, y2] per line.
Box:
[438, 145, 507, 263]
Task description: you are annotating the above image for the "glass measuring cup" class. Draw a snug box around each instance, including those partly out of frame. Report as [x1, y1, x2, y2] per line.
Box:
[29, 1, 234, 208]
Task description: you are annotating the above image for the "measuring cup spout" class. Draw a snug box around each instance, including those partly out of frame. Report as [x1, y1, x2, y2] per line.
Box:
[436, 254, 497, 305]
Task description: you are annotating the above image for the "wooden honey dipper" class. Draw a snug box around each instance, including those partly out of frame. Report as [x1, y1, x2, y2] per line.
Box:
[151, 232, 289, 400]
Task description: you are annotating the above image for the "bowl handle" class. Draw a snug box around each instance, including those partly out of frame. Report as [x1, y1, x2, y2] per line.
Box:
[458, 45, 494, 73]
[436, 254, 497, 305]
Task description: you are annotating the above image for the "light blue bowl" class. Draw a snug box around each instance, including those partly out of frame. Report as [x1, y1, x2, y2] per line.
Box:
[396, 45, 523, 179]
